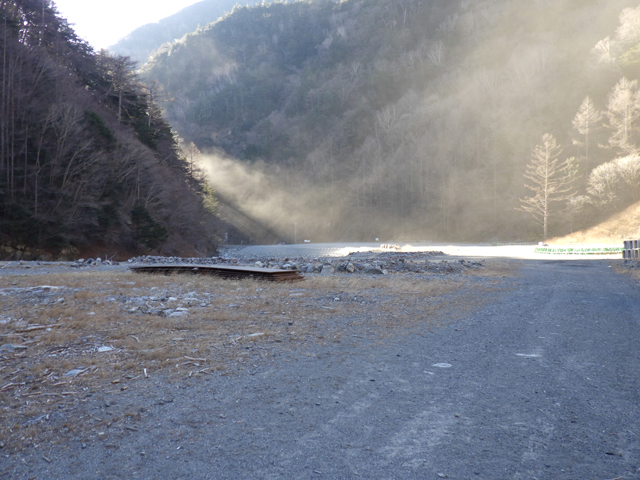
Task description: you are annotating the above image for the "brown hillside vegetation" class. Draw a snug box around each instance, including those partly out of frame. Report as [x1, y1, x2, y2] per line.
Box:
[0, 1, 219, 259]
[551, 200, 640, 245]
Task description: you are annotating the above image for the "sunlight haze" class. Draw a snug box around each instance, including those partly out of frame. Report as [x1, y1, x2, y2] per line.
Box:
[53, 0, 202, 50]
[5, 0, 640, 251]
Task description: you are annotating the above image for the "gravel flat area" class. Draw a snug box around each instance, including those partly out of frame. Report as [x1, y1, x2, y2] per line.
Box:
[2, 257, 639, 479]
[222, 242, 623, 261]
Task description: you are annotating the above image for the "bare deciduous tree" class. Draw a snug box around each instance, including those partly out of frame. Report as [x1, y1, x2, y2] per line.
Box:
[376, 106, 397, 131]
[519, 134, 574, 241]
[588, 153, 640, 207]
[606, 77, 640, 154]
[97, 53, 139, 124]
[615, 6, 640, 47]
[182, 141, 201, 176]
[427, 41, 444, 66]
[572, 96, 602, 174]
[592, 37, 616, 66]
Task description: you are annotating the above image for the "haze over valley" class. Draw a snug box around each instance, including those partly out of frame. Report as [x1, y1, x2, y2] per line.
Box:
[140, 0, 640, 245]
[3, 5, 640, 479]
[3, 0, 640, 257]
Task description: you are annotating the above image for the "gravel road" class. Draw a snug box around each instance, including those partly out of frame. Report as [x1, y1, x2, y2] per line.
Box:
[3, 258, 640, 479]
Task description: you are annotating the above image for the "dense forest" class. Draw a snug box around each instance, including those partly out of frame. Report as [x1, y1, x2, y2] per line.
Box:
[0, 0, 218, 259]
[141, 0, 640, 243]
[110, 0, 263, 65]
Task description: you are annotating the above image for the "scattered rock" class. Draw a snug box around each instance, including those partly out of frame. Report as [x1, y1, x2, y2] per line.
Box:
[364, 267, 384, 275]
[320, 265, 334, 275]
[0, 343, 28, 354]
[125, 250, 483, 277]
[432, 363, 452, 368]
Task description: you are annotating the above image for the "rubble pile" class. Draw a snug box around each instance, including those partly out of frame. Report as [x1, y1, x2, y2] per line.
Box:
[128, 255, 232, 266]
[127, 252, 484, 275]
[622, 259, 640, 269]
[73, 257, 118, 266]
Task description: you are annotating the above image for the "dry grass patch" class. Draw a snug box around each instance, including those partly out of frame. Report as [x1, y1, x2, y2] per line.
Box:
[550, 200, 640, 244]
[0, 263, 510, 450]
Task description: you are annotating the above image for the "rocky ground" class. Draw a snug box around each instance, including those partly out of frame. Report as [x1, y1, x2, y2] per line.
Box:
[2, 254, 639, 479]
[0, 249, 501, 471]
[2, 248, 484, 276]
[129, 249, 485, 275]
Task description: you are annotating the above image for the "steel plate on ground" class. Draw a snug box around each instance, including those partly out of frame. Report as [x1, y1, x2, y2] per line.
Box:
[130, 264, 304, 281]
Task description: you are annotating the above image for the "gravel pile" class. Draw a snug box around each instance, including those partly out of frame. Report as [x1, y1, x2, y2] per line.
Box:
[3, 249, 483, 276]
[126, 251, 485, 275]
[127, 255, 238, 266]
[74, 257, 118, 266]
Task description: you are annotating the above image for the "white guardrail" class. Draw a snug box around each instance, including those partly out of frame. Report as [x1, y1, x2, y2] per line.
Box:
[534, 246, 624, 255]
[623, 239, 640, 259]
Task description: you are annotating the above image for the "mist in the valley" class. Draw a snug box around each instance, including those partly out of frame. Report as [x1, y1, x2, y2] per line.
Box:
[149, 0, 640, 244]
[198, 153, 351, 243]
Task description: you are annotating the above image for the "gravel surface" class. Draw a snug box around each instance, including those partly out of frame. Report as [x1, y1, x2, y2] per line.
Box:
[2, 257, 640, 479]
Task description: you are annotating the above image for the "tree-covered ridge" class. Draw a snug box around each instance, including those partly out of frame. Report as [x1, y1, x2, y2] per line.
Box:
[0, 0, 218, 259]
[141, 0, 640, 242]
[143, 0, 461, 156]
[109, 0, 263, 65]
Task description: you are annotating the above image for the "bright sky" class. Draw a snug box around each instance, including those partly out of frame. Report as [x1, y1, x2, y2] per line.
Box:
[53, 0, 203, 50]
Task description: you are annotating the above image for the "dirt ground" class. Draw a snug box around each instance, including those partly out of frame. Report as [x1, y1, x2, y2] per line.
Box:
[0, 254, 508, 454]
[2, 252, 639, 479]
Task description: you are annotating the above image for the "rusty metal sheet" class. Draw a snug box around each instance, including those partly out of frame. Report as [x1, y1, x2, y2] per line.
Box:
[130, 264, 304, 282]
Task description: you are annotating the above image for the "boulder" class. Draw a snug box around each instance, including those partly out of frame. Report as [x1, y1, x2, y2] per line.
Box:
[320, 265, 334, 275]
[364, 267, 384, 275]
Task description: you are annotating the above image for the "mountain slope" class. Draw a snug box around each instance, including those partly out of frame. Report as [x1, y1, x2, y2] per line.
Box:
[109, 0, 262, 65]
[552, 201, 640, 245]
[141, 0, 640, 243]
[0, 1, 218, 259]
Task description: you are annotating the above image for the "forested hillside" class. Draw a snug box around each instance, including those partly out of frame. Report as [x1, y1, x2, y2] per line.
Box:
[0, 1, 218, 259]
[141, 0, 640, 242]
[110, 0, 263, 65]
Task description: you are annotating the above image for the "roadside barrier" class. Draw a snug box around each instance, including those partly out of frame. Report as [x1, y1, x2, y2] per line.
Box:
[534, 246, 624, 255]
[623, 239, 640, 259]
